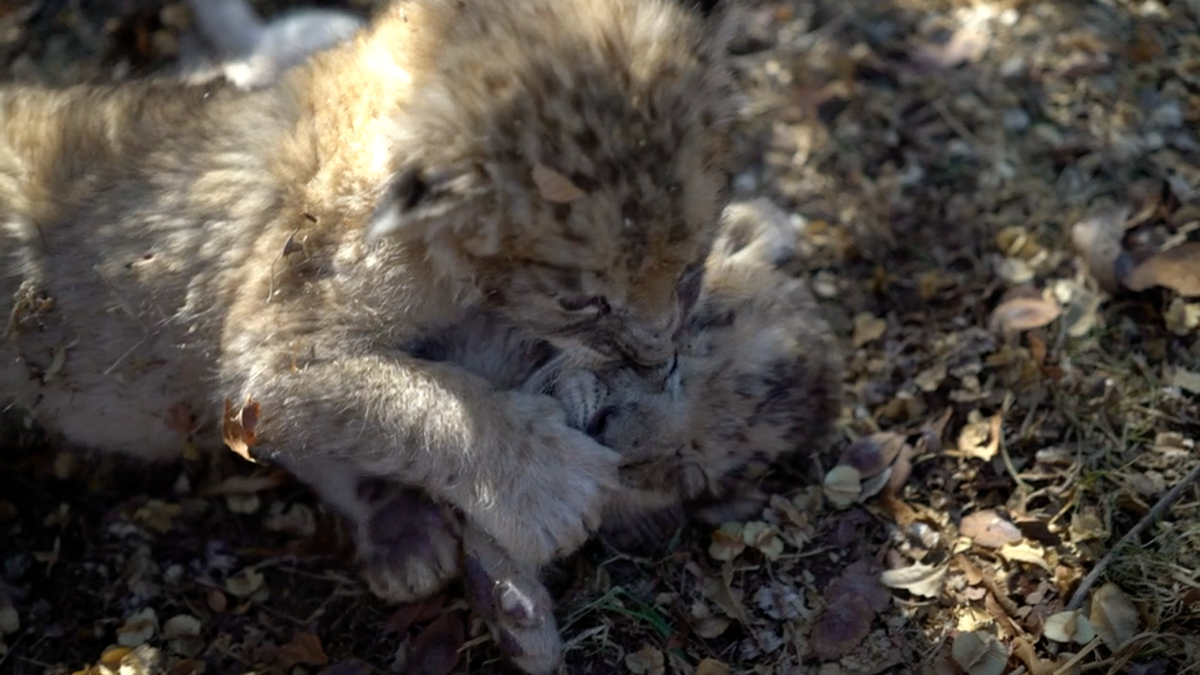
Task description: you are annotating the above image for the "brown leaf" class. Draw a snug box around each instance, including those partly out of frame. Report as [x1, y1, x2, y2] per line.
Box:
[1070, 205, 1129, 293]
[960, 510, 1023, 549]
[1121, 241, 1200, 296]
[277, 632, 329, 670]
[408, 611, 465, 675]
[1090, 582, 1139, 650]
[385, 594, 446, 635]
[811, 594, 873, 661]
[988, 296, 1061, 336]
[696, 658, 730, 675]
[222, 396, 261, 463]
[532, 163, 586, 203]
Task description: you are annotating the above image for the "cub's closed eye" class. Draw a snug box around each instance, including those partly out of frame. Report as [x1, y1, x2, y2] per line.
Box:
[557, 296, 611, 314]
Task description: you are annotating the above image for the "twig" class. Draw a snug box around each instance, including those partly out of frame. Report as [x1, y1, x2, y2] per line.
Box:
[1067, 458, 1200, 610]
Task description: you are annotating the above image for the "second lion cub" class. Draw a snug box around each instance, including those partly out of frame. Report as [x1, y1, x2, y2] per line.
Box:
[1, 0, 736, 581]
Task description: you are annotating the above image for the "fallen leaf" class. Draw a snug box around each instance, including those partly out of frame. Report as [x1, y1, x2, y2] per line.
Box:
[1070, 205, 1130, 293]
[1090, 582, 1139, 650]
[385, 594, 445, 635]
[0, 605, 17, 635]
[225, 568, 265, 598]
[162, 615, 202, 640]
[823, 465, 862, 508]
[1170, 367, 1200, 395]
[1121, 241, 1200, 296]
[1164, 297, 1200, 335]
[951, 631, 1008, 675]
[742, 521, 785, 560]
[988, 296, 1061, 336]
[956, 412, 1002, 461]
[277, 632, 329, 670]
[696, 658, 730, 675]
[880, 562, 947, 598]
[222, 396, 261, 463]
[708, 522, 747, 561]
[532, 163, 587, 203]
[811, 594, 873, 661]
[116, 608, 159, 648]
[960, 510, 1023, 549]
[409, 612, 465, 675]
[826, 559, 891, 613]
[839, 432, 907, 478]
[625, 644, 665, 675]
[132, 499, 183, 534]
[997, 540, 1053, 571]
[852, 312, 888, 347]
[1043, 610, 1096, 644]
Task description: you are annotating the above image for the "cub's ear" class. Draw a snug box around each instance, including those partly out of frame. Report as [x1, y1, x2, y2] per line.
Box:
[365, 165, 489, 245]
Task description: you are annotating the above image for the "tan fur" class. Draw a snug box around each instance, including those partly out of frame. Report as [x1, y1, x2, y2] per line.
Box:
[549, 199, 843, 542]
[399, 199, 843, 672]
[1, 0, 737, 575]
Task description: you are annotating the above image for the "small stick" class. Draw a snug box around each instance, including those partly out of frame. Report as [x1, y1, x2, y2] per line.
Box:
[1067, 458, 1200, 611]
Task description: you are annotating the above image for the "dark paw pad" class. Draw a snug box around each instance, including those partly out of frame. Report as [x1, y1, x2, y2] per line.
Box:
[353, 480, 462, 603]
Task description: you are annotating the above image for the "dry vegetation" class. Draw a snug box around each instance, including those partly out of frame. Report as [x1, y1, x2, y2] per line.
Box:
[2, 0, 1199, 673]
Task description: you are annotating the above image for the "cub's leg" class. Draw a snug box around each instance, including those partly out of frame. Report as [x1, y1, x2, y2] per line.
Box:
[462, 524, 561, 675]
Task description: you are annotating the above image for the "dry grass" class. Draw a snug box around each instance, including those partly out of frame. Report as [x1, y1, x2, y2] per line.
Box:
[2, 0, 1199, 673]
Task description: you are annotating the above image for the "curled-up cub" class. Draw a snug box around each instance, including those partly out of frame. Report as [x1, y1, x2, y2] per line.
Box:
[387, 199, 843, 672]
[548, 197, 844, 548]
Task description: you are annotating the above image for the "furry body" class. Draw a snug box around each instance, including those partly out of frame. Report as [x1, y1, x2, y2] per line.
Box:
[1, 0, 736, 576]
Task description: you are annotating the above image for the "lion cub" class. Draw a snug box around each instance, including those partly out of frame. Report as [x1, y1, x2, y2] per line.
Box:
[1, 0, 736, 587]
[405, 199, 843, 673]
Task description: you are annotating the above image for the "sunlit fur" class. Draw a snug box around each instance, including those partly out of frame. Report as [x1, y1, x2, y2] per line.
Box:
[0, 0, 737, 575]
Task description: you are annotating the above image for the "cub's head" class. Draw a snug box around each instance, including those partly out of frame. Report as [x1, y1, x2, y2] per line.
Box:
[367, 0, 738, 366]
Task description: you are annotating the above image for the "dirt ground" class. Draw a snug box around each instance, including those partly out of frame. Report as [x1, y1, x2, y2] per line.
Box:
[2, 0, 1199, 674]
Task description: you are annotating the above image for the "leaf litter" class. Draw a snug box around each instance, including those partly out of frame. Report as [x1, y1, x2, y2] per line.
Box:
[2, 0, 1200, 673]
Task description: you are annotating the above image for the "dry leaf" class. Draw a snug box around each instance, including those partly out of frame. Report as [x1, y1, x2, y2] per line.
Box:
[1070, 205, 1130, 293]
[222, 396, 261, 463]
[823, 465, 862, 508]
[960, 510, 1022, 549]
[708, 522, 747, 561]
[277, 632, 329, 670]
[1121, 241, 1200, 296]
[1090, 582, 1139, 649]
[880, 562, 947, 598]
[625, 644, 665, 675]
[1043, 610, 1096, 644]
[839, 432, 907, 478]
[852, 312, 887, 347]
[162, 615, 202, 640]
[532, 163, 586, 203]
[1165, 297, 1200, 335]
[742, 521, 785, 560]
[225, 567, 265, 598]
[0, 605, 18, 635]
[951, 631, 1008, 675]
[997, 541, 1053, 571]
[1170, 367, 1200, 395]
[116, 608, 158, 648]
[988, 296, 1061, 336]
[408, 611, 465, 675]
[696, 658, 730, 675]
[811, 594, 873, 662]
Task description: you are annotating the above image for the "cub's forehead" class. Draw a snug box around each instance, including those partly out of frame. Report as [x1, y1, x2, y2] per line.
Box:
[398, 0, 735, 190]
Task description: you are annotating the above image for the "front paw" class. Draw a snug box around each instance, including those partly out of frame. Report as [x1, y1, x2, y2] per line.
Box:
[468, 392, 621, 567]
[462, 525, 561, 675]
[353, 478, 463, 603]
